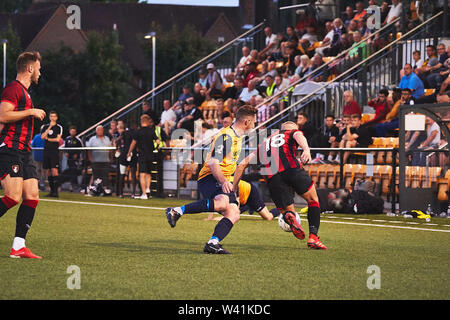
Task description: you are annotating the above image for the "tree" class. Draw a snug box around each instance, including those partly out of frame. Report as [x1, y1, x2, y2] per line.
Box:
[0, 0, 32, 13]
[140, 23, 216, 91]
[0, 24, 23, 85]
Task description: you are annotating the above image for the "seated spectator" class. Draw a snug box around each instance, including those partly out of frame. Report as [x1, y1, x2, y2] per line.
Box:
[223, 77, 244, 101]
[274, 75, 290, 111]
[242, 62, 259, 87]
[308, 53, 330, 82]
[347, 30, 368, 60]
[332, 114, 351, 163]
[347, 19, 358, 37]
[160, 99, 177, 137]
[375, 88, 414, 137]
[200, 93, 217, 120]
[299, 25, 318, 55]
[412, 50, 424, 71]
[261, 74, 276, 99]
[295, 10, 308, 37]
[323, 18, 346, 57]
[339, 113, 373, 163]
[236, 46, 251, 74]
[198, 69, 208, 88]
[353, 1, 367, 22]
[239, 79, 259, 103]
[206, 63, 223, 98]
[295, 55, 312, 79]
[415, 45, 438, 84]
[108, 119, 118, 140]
[412, 117, 441, 166]
[343, 6, 355, 27]
[260, 26, 279, 58]
[399, 63, 425, 99]
[316, 114, 340, 162]
[192, 82, 206, 107]
[383, 0, 402, 26]
[425, 43, 448, 89]
[315, 21, 334, 56]
[364, 89, 391, 126]
[342, 90, 362, 116]
[200, 122, 219, 147]
[357, 18, 370, 39]
[177, 98, 204, 133]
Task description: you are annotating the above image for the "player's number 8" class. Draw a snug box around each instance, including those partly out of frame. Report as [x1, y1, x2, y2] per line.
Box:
[265, 133, 285, 151]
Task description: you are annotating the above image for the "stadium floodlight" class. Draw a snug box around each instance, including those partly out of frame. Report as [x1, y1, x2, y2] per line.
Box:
[1, 39, 7, 88]
[144, 32, 156, 109]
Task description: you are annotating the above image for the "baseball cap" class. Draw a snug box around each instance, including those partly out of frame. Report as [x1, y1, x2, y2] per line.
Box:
[207, 63, 215, 69]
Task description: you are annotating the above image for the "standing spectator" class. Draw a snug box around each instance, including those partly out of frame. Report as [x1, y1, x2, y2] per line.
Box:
[108, 119, 118, 140]
[339, 113, 373, 164]
[30, 133, 45, 190]
[177, 98, 203, 134]
[127, 114, 157, 200]
[86, 125, 112, 194]
[153, 117, 168, 198]
[206, 63, 223, 99]
[399, 63, 425, 99]
[342, 90, 362, 117]
[364, 89, 391, 125]
[62, 126, 83, 192]
[117, 120, 138, 198]
[142, 100, 158, 124]
[380, 1, 390, 24]
[40, 111, 63, 197]
[160, 99, 177, 137]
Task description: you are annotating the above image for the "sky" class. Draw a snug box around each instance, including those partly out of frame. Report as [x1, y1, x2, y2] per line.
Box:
[139, 0, 239, 7]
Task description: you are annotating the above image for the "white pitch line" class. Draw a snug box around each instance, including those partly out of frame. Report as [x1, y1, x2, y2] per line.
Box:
[39, 198, 450, 233]
[372, 220, 387, 222]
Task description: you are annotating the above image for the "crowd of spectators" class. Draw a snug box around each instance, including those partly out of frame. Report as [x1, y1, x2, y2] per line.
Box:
[29, 1, 449, 198]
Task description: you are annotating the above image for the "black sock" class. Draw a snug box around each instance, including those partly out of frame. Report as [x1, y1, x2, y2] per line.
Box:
[182, 199, 215, 214]
[48, 176, 54, 193]
[211, 217, 234, 242]
[53, 175, 59, 194]
[0, 196, 18, 218]
[307, 201, 321, 235]
[15, 200, 37, 239]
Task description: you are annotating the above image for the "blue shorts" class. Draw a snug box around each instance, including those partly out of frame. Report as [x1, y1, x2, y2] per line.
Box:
[197, 174, 238, 205]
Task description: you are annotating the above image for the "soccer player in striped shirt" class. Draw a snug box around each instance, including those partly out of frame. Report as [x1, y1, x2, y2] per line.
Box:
[0, 52, 46, 259]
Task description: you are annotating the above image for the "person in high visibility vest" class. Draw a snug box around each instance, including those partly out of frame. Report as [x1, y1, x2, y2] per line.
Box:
[153, 122, 167, 198]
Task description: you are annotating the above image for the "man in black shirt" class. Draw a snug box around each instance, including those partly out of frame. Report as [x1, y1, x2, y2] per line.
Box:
[142, 100, 159, 124]
[40, 111, 63, 197]
[340, 113, 373, 163]
[316, 115, 339, 162]
[127, 114, 157, 200]
[62, 125, 83, 191]
[177, 98, 203, 134]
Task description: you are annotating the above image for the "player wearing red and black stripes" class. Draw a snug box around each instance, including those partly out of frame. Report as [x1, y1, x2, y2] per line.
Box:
[0, 51, 46, 259]
[233, 121, 327, 250]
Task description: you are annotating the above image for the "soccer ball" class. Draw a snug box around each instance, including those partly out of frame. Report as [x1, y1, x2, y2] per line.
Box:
[278, 212, 301, 232]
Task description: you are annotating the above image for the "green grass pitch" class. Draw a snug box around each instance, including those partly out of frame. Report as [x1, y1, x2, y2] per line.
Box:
[0, 192, 449, 300]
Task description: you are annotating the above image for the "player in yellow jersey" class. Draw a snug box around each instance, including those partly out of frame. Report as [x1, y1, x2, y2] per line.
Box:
[165, 105, 257, 254]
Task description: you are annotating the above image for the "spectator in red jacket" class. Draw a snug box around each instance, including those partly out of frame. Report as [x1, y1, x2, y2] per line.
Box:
[342, 90, 362, 116]
[364, 89, 391, 125]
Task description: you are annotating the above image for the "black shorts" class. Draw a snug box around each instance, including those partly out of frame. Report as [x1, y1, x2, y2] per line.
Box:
[267, 168, 314, 209]
[138, 156, 154, 174]
[197, 174, 238, 205]
[43, 150, 59, 169]
[245, 182, 265, 212]
[0, 147, 38, 180]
